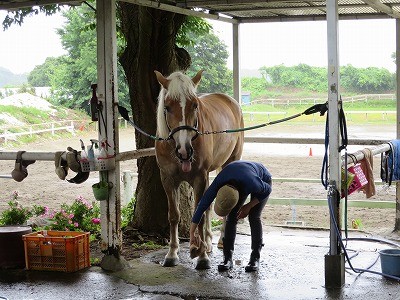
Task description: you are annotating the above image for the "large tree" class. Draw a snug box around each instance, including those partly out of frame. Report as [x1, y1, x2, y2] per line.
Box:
[117, 4, 194, 235]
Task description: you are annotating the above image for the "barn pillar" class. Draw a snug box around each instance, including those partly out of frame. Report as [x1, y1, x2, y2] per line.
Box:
[232, 22, 241, 103]
[395, 19, 400, 231]
[96, 0, 127, 270]
[325, 0, 345, 288]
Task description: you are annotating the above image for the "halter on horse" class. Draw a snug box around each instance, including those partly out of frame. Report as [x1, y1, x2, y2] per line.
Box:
[154, 70, 244, 269]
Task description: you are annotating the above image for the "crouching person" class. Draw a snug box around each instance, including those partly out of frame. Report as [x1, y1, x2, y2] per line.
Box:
[190, 160, 272, 272]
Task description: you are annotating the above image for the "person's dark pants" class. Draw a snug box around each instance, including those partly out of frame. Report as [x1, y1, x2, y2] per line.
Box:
[224, 177, 271, 249]
[224, 195, 268, 248]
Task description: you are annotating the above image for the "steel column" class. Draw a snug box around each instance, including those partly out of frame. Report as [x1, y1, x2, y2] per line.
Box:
[325, 0, 345, 288]
[232, 22, 241, 103]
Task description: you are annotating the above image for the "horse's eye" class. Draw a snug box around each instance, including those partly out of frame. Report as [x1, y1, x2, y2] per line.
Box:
[164, 106, 170, 113]
[193, 103, 198, 110]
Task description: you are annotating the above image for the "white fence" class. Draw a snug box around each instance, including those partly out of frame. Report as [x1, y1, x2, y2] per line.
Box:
[0, 121, 76, 144]
[247, 94, 395, 106]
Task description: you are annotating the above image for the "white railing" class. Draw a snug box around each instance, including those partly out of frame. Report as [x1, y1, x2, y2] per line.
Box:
[242, 110, 395, 122]
[0, 121, 76, 144]
[246, 94, 395, 106]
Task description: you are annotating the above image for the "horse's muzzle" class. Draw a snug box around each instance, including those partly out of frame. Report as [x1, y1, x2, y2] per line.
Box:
[175, 145, 194, 163]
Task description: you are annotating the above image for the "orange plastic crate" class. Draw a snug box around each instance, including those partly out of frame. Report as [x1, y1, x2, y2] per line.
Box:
[22, 230, 90, 272]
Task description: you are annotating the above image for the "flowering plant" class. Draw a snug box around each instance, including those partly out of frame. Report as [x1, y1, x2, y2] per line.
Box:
[0, 192, 101, 236]
[0, 191, 32, 225]
[38, 196, 101, 235]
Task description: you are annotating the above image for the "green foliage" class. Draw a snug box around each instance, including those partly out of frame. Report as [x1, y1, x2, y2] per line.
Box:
[177, 16, 211, 47]
[211, 218, 223, 227]
[2, 5, 60, 30]
[131, 241, 163, 250]
[39, 196, 101, 235]
[0, 105, 49, 124]
[28, 57, 62, 87]
[0, 192, 101, 235]
[42, 5, 129, 112]
[341, 65, 395, 93]
[121, 197, 136, 229]
[241, 77, 270, 98]
[17, 84, 36, 95]
[184, 24, 232, 94]
[260, 64, 328, 92]
[0, 192, 32, 225]
[256, 64, 395, 96]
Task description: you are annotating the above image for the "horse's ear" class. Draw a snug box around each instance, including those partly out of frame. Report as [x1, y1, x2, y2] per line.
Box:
[154, 70, 170, 89]
[192, 70, 204, 86]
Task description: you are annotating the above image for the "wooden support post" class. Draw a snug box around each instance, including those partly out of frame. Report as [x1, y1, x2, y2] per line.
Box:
[96, 0, 127, 271]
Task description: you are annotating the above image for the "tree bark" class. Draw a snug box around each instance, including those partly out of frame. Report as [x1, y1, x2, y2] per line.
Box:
[118, 4, 193, 237]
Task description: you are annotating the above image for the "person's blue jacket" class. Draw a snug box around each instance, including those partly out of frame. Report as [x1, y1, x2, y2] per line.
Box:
[192, 160, 272, 224]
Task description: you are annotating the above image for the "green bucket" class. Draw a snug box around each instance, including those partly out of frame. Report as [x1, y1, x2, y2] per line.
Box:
[92, 181, 112, 201]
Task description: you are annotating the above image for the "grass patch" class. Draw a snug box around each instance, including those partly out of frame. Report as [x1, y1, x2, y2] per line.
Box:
[131, 241, 163, 250]
[242, 98, 396, 125]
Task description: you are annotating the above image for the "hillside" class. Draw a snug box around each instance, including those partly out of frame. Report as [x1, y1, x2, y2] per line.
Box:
[0, 67, 28, 88]
[0, 92, 89, 129]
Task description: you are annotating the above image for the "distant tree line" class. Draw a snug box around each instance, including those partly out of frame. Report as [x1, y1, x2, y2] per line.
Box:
[258, 64, 395, 94]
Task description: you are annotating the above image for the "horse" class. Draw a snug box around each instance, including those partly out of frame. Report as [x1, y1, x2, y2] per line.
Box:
[154, 70, 244, 269]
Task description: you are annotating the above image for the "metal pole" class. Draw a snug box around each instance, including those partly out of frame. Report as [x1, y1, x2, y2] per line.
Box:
[325, 0, 345, 288]
[396, 19, 400, 231]
[232, 22, 241, 103]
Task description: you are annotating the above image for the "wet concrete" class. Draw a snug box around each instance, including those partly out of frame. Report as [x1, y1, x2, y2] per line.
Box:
[1, 226, 399, 300]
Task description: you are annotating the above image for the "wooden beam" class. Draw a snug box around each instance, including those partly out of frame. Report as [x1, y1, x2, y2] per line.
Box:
[362, 0, 400, 18]
[0, 0, 81, 10]
[120, 0, 239, 23]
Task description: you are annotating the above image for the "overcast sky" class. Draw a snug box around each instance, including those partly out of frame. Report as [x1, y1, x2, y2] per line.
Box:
[0, 10, 396, 74]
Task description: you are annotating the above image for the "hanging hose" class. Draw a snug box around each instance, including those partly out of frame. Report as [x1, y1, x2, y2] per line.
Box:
[327, 185, 400, 281]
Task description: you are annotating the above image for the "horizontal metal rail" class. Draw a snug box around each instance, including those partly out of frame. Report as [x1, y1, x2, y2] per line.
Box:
[0, 138, 390, 161]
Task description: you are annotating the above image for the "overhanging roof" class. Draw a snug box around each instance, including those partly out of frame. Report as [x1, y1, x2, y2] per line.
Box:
[1, 0, 400, 22]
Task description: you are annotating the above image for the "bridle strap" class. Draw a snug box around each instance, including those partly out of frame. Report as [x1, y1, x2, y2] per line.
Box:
[167, 125, 200, 141]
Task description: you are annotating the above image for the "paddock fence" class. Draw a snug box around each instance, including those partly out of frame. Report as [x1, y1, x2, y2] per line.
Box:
[247, 93, 395, 107]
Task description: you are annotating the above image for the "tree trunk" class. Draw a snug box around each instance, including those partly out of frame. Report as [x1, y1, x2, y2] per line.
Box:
[118, 4, 193, 237]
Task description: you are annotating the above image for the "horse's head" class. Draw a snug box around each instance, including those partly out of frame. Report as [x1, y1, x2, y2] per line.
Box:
[155, 70, 203, 173]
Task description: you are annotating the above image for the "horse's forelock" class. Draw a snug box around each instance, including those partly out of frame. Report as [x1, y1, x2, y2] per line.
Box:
[157, 72, 199, 138]
[167, 72, 197, 100]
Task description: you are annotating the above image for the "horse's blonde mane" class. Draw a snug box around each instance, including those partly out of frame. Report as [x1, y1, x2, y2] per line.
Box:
[156, 71, 198, 138]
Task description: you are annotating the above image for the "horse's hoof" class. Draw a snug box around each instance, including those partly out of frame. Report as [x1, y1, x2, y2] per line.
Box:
[163, 257, 179, 267]
[195, 259, 211, 270]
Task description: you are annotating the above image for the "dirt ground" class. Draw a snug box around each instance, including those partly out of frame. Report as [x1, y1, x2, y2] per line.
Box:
[0, 124, 399, 246]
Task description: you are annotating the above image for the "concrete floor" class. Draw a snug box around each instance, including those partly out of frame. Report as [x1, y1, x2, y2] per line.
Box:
[1, 226, 399, 300]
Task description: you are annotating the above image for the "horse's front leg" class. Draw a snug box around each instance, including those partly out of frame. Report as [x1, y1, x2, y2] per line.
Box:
[217, 217, 226, 249]
[161, 175, 180, 267]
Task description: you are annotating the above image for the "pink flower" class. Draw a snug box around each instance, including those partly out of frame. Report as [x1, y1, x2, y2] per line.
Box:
[74, 222, 79, 227]
[69, 214, 74, 219]
[91, 218, 101, 224]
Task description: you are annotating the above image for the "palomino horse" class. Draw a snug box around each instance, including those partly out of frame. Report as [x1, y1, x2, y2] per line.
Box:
[154, 70, 244, 269]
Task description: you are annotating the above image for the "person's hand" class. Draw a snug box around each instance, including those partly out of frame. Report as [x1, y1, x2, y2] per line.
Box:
[189, 222, 199, 246]
[237, 203, 251, 219]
